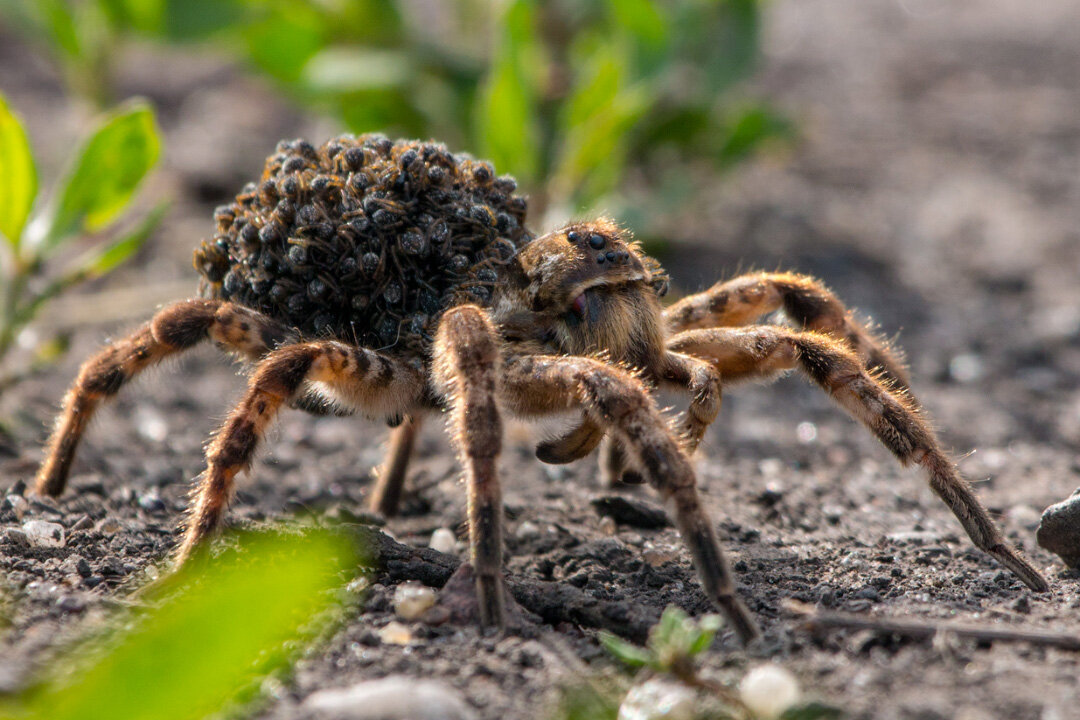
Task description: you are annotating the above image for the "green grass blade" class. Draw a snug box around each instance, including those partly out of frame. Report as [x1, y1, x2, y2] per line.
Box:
[475, 0, 540, 182]
[598, 631, 653, 668]
[0, 91, 38, 248]
[8, 528, 356, 720]
[42, 99, 161, 251]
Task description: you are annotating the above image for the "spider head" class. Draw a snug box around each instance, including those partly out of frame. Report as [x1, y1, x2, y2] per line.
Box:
[511, 219, 668, 364]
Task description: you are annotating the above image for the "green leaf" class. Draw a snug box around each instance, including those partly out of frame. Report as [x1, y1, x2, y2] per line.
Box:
[5, 528, 357, 720]
[714, 104, 793, 166]
[42, 99, 161, 250]
[649, 605, 689, 652]
[607, 0, 667, 50]
[96, 0, 166, 34]
[0, 92, 37, 247]
[474, 0, 540, 182]
[780, 701, 845, 720]
[598, 631, 653, 668]
[687, 614, 723, 656]
[160, 0, 245, 41]
[241, 3, 325, 83]
[33, 0, 83, 60]
[553, 45, 649, 208]
[672, 0, 761, 95]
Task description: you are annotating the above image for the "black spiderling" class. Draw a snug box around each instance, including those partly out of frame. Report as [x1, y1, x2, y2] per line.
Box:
[194, 135, 533, 353]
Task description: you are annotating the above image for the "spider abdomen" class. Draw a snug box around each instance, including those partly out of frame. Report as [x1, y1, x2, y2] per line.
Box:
[194, 135, 532, 352]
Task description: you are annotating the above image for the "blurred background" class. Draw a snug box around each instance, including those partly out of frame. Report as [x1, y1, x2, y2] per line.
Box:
[0, 1, 1078, 718]
[1, 0, 1077, 447]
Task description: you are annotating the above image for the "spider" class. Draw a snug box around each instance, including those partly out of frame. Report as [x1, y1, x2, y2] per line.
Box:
[32, 135, 1047, 643]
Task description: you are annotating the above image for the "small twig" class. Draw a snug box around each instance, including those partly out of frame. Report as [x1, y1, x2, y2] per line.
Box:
[785, 600, 1080, 651]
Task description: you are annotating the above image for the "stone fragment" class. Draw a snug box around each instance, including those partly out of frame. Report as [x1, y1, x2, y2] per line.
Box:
[393, 582, 436, 620]
[377, 621, 412, 645]
[739, 664, 801, 720]
[1037, 488, 1080, 567]
[301, 676, 475, 719]
[22, 520, 65, 548]
[618, 678, 696, 720]
[591, 495, 671, 529]
[428, 527, 457, 554]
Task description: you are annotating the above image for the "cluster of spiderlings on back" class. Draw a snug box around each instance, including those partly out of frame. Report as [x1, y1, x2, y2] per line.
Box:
[194, 134, 532, 353]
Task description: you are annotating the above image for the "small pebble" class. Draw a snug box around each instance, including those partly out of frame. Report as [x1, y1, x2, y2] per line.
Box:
[429, 528, 457, 554]
[62, 555, 92, 578]
[69, 514, 93, 531]
[1037, 488, 1080, 567]
[854, 586, 880, 602]
[393, 582, 436, 620]
[598, 516, 617, 536]
[642, 546, 677, 567]
[514, 521, 540, 541]
[56, 595, 85, 613]
[378, 621, 413, 645]
[618, 678, 696, 720]
[4, 527, 29, 547]
[95, 517, 124, 534]
[137, 492, 166, 514]
[591, 495, 671, 529]
[739, 664, 801, 720]
[302, 676, 475, 719]
[22, 520, 65, 548]
[5, 494, 29, 520]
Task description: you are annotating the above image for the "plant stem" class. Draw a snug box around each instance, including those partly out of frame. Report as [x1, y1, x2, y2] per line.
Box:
[0, 259, 30, 362]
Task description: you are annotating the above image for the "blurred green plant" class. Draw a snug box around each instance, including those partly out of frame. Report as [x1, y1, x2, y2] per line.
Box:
[600, 606, 725, 684]
[0, 527, 358, 720]
[553, 606, 842, 720]
[0, 93, 164, 395]
[1, 0, 789, 225]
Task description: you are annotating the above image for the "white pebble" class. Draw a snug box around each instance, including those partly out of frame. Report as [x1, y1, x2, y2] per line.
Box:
[796, 421, 818, 444]
[949, 353, 984, 383]
[429, 527, 457, 554]
[134, 406, 169, 442]
[5, 495, 29, 520]
[22, 520, 65, 548]
[618, 678, 696, 720]
[515, 521, 540, 541]
[303, 676, 475, 719]
[378, 621, 413, 645]
[739, 664, 801, 720]
[393, 582, 436, 620]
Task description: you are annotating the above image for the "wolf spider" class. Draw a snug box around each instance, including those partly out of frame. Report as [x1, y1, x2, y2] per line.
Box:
[33, 214, 1048, 642]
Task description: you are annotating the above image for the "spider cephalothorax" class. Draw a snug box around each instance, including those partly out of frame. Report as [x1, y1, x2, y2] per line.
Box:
[33, 135, 1049, 644]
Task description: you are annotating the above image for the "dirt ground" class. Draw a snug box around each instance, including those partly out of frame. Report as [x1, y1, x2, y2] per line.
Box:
[2, 1, 1079, 718]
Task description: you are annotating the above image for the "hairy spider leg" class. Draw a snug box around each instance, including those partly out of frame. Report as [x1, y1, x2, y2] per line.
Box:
[431, 306, 507, 629]
[34, 299, 292, 497]
[368, 414, 425, 517]
[604, 270, 912, 486]
[502, 353, 760, 642]
[665, 271, 908, 389]
[177, 341, 423, 563]
[668, 325, 1049, 592]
